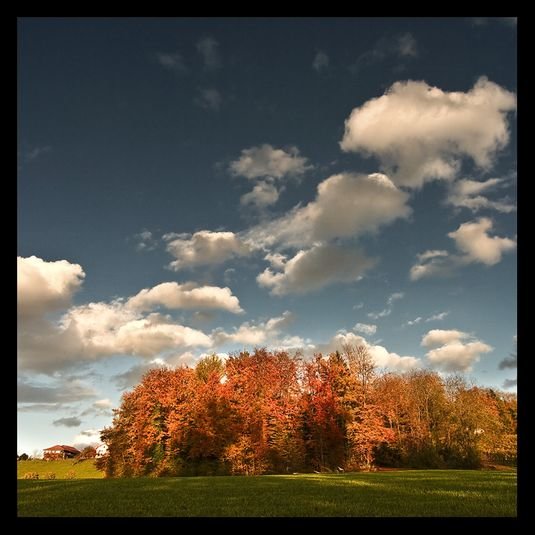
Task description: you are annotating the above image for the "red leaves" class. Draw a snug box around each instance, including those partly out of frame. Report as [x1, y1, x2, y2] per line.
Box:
[100, 347, 517, 476]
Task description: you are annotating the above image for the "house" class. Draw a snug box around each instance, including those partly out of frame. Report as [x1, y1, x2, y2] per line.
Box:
[43, 445, 80, 460]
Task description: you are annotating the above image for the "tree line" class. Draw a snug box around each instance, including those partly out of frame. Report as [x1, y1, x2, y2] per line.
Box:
[98, 345, 516, 477]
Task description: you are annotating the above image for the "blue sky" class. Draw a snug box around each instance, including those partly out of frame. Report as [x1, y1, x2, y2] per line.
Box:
[17, 17, 517, 455]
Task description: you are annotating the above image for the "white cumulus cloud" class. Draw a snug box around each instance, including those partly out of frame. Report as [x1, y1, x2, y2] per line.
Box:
[422, 329, 470, 348]
[18, 258, 231, 373]
[126, 281, 243, 314]
[446, 177, 516, 213]
[448, 217, 516, 265]
[212, 311, 296, 347]
[340, 77, 516, 188]
[62, 303, 212, 359]
[230, 144, 311, 181]
[18, 256, 85, 318]
[411, 218, 516, 280]
[73, 429, 102, 448]
[421, 328, 492, 372]
[354, 323, 377, 335]
[257, 243, 376, 295]
[164, 230, 251, 271]
[313, 331, 420, 371]
[246, 172, 411, 249]
[240, 180, 280, 208]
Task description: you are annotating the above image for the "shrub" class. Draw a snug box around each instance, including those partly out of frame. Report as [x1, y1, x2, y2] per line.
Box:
[65, 470, 76, 479]
[44, 472, 56, 480]
[23, 472, 39, 480]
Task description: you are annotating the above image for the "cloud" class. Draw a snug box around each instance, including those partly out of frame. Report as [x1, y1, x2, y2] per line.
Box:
[406, 311, 449, 326]
[112, 360, 166, 390]
[426, 311, 449, 322]
[80, 399, 114, 417]
[354, 323, 377, 335]
[18, 257, 242, 373]
[212, 322, 269, 346]
[112, 353, 205, 390]
[387, 292, 404, 305]
[230, 144, 310, 210]
[195, 88, 222, 111]
[257, 243, 376, 295]
[312, 51, 329, 72]
[156, 52, 187, 73]
[53, 417, 82, 428]
[126, 281, 243, 314]
[397, 32, 418, 57]
[133, 230, 158, 252]
[25, 146, 52, 161]
[417, 250, 449, 262]
[367, 309, 390, 320]
[196, 36, 221, 70]
[502, 378, 517, 389]
[272, 335, 310, 352]
[73, 429, 102, 448]
[448, 217, 516, 265]
[212, 310, 295, 347]
[93, 398, 113, 409]
[446, 178, 516, 213]
[499, 353, 517, 370]
[164, 230, 251, 270]
[410, 218, 516, 280]
[17, 378, 96, 404]
[340, 77, 516, 188]
[62, 303, 212, 359]
[313, 331, 420, 371]
[229, 144, 311, 181]
[422, 329, 492, 372]
[409, 251, 461, 281]
[18, 403, 70, 413]
[264, 252, 287, 270]
[499, 335, 517, 370]
[265, 310, 295, 331]
[368, 292, 404, 320]
[19, 298, 213, 373]
[349, 33, 418, 73]
[246, 173, 411, 249]
[18, 256, 85, 318]
[422, 329, 470, 348]
[240, 181, 280, 208]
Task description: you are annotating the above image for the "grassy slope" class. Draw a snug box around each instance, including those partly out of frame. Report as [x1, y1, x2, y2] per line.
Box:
[17, 459, 104, 480]
[17, 469, 516, 517]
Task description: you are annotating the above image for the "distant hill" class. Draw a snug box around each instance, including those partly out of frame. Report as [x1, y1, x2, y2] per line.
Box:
[17, 459, 104, 479]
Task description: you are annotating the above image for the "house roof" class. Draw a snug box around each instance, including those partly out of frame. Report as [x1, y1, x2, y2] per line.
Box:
[43, 445, 80, 454]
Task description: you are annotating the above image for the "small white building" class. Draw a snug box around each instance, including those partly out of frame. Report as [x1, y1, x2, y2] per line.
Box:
[95, 444, 108, 458]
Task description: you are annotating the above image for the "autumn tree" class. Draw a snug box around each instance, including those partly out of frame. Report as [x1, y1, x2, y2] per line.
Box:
[98, 346, 516, 477]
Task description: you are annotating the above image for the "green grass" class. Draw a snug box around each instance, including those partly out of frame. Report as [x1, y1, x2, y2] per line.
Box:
[17, 459, 104, 480]
[17, 469, 516, 517]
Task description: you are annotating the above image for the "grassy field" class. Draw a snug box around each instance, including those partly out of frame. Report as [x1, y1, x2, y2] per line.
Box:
[18, 469, 516, 517]
[17, 459, 104, 480]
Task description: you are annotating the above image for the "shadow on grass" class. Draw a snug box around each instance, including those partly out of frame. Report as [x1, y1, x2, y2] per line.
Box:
[18, 470, 517, 517]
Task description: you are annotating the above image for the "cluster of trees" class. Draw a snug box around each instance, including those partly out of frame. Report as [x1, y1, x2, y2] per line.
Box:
[98, 346, 517, 478]
[78, 446, 97, 459]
